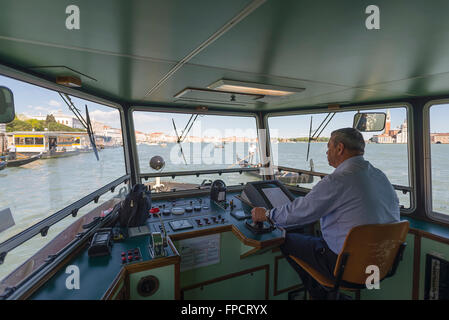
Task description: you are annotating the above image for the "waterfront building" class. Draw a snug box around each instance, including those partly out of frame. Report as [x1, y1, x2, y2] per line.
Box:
[431, 133, 449, 144]
[372, 110, 408, 144]
[135, 131, 147, 143]
[31, 111, 83, 129]
[396, 121, 408, 144]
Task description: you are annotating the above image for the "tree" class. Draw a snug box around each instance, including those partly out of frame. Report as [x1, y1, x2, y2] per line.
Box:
[28, 119, 44, 131]
[6, 115, 85, 132]
[6, 117, 32, 132]
[45, 114, 56, 124]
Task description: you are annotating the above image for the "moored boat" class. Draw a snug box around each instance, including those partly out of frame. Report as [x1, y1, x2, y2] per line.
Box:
[5, 153, 42, 167]
[41, 149, 80, 159]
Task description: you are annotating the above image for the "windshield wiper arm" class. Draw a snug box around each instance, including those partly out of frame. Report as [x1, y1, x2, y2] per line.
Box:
[59, 93, 99, 161]
[172, 118, 187, 165]
[306, 112, 336, 161]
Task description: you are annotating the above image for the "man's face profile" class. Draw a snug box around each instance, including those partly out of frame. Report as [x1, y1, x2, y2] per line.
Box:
[326, 136, 343, 168]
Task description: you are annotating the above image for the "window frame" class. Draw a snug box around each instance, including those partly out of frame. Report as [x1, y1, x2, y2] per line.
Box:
[265, 102, 416, 214]
[0, 65, 131, 279]
[423, 99, 449, 223]
[0, 63, 129, 177]
[129, 106, 262, 185]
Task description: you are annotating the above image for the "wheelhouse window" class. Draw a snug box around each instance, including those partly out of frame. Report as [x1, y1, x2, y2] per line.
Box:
[0, 75, 126, 281]
[132, 110, 260, 192]
[427, 103, 449, 218]
[267, 106, 412, 210]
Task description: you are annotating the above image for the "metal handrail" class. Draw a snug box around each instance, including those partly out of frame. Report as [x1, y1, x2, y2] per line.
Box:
[140, 167, 259, 180]
[277, 165, 328, 178]
[277, 165, 412, 193]
[0, 174, 130, 264]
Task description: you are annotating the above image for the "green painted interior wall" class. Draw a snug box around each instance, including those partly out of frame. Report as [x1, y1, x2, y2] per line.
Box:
[175, 231, 301, 300]
[419, 237, 449, 300]
[183, 268, 267, 300]
[124, 231, 449, 300]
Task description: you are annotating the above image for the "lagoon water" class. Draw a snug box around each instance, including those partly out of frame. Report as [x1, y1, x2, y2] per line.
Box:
[0, 142, 448, 279]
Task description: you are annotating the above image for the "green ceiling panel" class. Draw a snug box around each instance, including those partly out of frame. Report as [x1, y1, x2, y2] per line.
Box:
[0, 0, 253, 61]
[191, 0, 449, 87]
[1, 0, 449, 111]
[0, 38, 175, 101]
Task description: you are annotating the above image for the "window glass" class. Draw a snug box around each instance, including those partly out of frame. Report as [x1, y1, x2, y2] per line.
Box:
[268, 107, 411, 208]
[429, 104, 449, 214]
[0, 75, 126, 281]
[132, 110, 260, 190]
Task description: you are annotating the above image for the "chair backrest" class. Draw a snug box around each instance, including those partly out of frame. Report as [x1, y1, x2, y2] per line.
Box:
[333, 221, 410, 285]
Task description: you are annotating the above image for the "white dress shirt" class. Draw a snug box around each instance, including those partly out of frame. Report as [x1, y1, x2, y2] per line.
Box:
[270, 155, 400, 254]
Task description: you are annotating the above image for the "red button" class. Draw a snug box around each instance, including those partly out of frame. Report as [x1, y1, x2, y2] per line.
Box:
[149, 208, 160, 215]
[128, 256, 133, 261]
[121, 257, 126, 263]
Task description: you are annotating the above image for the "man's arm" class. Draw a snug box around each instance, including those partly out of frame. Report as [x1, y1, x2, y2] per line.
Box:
[252, 174, 342, 226]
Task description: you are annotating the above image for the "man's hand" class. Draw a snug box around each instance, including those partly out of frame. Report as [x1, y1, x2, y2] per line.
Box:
[251, 207, 268, 222]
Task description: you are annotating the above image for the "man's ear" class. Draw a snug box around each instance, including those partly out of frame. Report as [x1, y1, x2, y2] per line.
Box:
[337, 142, 345, 155]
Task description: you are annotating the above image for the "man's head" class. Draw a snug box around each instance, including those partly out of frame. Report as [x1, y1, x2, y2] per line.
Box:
[327, 128, 365, 168]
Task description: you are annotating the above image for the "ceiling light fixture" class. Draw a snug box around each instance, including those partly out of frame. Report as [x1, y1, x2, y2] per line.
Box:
[208, 79, 305, 97]
[56, 76, 82, 87]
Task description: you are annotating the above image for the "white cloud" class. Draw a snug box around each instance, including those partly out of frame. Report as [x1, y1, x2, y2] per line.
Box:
[48, 100, 61, 107]
[22, 105, 62, 116]
[133, 113, 169, 132]
[89, 109, 121, 128]
[34, 106, 49, 111]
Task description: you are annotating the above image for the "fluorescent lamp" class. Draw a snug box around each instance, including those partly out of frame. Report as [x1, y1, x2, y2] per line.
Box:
[208, 80, 304, 97]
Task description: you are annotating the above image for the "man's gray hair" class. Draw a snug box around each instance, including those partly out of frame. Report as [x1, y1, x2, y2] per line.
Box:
[330, 128, 365, 154]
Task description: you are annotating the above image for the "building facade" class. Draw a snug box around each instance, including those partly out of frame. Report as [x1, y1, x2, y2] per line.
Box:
[31, 111, 83, 129]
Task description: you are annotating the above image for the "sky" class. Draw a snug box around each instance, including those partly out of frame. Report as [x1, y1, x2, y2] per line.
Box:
[2, 74, 449, 138]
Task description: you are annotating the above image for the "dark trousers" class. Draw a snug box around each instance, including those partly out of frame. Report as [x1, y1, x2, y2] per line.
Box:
[280, 232, 338, 299]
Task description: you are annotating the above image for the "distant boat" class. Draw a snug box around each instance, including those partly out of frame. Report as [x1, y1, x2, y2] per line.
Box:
[237, 156, 314, 184]
[160, 143, 167, 147]
[78, 146, 94, 153]
[6, 153, 42, 167]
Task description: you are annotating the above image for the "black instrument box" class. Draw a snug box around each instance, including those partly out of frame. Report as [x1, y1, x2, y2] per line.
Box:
[88, 228, 113, 257]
